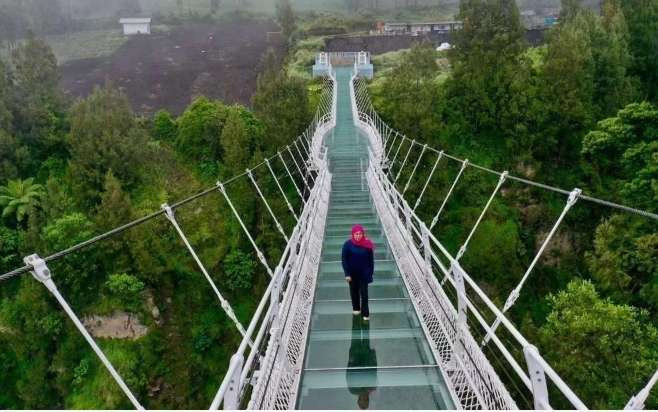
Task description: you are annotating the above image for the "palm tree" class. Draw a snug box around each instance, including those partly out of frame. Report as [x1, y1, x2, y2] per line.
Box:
[0, 178, 44, 223]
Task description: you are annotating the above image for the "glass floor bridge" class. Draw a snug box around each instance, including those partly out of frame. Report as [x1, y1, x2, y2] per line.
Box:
[296, 67, 455, 410]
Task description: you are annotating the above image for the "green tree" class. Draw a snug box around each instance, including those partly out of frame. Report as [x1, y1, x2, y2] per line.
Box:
[537, 12, 595, 163]
[152, 110, 178, 141]
[538, 279, 658, 409]
[10, 33, 61, 144]
[0, 59, 12, 130]
[586, 216, 657, 313]
[41, 213, 98, 301]
[373, 43, 442, 142]
[582, 102, 657, 312]
[252, 49, 310, 150]
[105, 273, 144, 307]
[591, 0, 637, 117]
[92, 171, 134, 271]
[275, 0, 296, 40]
[223, 249, 255, 292]
[620, 0, 658, 101]
[0, 178, 44, 224]
[0, 132, 28, 183]
[0, 226, 21, 273]
[175, 96, 228, 176]
[0, 60, 29, 182]
[7, 33, 65, 178]
[445, 0, 534, 152]
[95, 171, 133, 231]
[581, 102, 657, 210]
[220, 107, 255, 174]
[68, 83, 148, 206]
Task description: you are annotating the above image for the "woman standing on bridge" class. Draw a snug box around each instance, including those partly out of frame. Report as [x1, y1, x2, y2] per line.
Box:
[342, 224, 375, 321]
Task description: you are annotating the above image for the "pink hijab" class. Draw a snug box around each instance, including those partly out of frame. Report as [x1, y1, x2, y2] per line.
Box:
[351, 224, 374, 250]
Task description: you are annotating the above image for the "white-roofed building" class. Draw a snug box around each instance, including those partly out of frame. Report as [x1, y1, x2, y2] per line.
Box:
[119, 18, 152, 35]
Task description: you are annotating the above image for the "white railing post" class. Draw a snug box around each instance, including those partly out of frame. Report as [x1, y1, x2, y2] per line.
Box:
[451, 261, 468, 326]
[421, 222, 432, 278]
[223, 353, 245, 410]
[23, 254, 144, 410]
[270, 266, 283, 323]
[404, 197, 412, 234]
[524, 345, 550, 410]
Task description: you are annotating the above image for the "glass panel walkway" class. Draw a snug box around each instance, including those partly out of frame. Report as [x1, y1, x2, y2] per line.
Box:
[296, 67, 455, 409]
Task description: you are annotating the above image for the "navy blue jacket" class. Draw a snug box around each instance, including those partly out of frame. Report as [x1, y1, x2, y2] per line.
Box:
[342, 240, 374, 283]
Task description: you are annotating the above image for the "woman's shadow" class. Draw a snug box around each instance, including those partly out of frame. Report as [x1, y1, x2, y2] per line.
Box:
[346, 315, 378, 409]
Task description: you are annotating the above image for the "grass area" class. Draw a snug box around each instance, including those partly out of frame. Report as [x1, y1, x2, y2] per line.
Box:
[49, 26, 173, 65]
[525, 44, 547, 69]
[66, 340, 143, 409]
[371, 49, 410, 73]
[371, 47, 451, 81]
[287, 36, 325, 80]
[0, 25, 173, 66]
[45, 29, 128, 64]
[293, 0, 459, 18]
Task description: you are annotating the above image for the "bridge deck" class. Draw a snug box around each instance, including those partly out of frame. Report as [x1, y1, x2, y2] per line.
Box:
[296, 68, 454, 409]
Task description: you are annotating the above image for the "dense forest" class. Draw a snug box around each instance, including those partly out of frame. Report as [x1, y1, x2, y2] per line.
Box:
[0, 1, 318, 403]
[368, 0, 657, 408]
[0, 0, 656, 409]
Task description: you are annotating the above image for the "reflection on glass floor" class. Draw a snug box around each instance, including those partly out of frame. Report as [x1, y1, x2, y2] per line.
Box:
[295, 67, 455, 410]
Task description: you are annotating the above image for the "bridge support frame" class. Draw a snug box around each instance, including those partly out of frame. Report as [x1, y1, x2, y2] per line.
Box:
[223, 353, 244, 410]
[524, 345, 550, 410]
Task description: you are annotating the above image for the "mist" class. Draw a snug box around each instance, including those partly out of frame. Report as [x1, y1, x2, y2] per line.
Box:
[0, 0, 599, 42]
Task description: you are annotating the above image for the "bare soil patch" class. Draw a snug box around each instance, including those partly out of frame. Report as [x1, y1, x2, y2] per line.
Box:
[83, 311, 148, 340]
[59, 21, 285, 115]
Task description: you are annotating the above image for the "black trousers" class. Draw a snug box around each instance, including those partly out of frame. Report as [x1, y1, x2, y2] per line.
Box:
[349, 277, 370, 317]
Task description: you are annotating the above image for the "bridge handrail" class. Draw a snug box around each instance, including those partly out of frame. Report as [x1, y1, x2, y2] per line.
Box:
[360, 110, 588, 409]
[210, 71, 336, 410]
[370, 157, 587, 408]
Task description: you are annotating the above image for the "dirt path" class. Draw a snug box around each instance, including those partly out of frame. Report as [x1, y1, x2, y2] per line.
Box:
[59, 21, 285, 116]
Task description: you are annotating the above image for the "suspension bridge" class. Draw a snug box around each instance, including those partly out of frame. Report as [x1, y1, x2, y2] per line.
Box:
[2, 52, 657, 410]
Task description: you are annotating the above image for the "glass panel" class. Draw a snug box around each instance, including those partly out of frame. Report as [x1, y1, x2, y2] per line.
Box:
[297, 366, 455, 410]
[311, 300, 420, 331]
[315, 277, 407, 300]
[304, 325, 435, 369]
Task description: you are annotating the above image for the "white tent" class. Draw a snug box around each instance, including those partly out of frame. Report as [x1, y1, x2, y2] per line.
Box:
[119, 18, 152, 35]
[436, 42, 452, 51]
